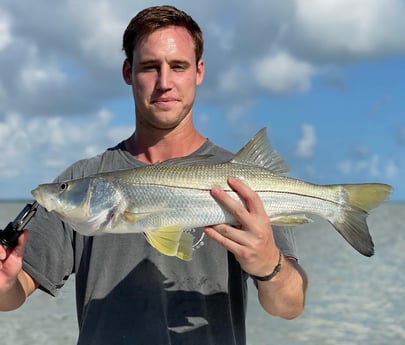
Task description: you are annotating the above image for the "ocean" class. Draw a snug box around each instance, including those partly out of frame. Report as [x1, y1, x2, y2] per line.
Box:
[0, 201, 404, 345]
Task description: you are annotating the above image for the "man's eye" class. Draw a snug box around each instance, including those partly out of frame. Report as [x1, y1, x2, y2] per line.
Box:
[140, 65, 157, 72]
[144, 66, 155, 71]
[172, 64, 186, 71]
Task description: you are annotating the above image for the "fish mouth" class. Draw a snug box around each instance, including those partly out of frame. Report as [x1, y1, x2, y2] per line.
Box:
[31, 187, 55, 211]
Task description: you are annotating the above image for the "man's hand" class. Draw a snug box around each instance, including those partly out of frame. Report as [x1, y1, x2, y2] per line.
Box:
[0, 230, 28, 291]
[0, 230, 37, 311]
[204, 177, 307, 319]
[203, 177, 280, 276]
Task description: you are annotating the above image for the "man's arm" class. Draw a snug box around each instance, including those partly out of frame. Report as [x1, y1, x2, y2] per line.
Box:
[204, 177, 308, 319]
[0, 231, 38, 311]
[255, 255, 307, 319]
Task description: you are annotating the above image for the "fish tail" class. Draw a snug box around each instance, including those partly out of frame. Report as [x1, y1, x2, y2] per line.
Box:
[331, 183, 392, 257]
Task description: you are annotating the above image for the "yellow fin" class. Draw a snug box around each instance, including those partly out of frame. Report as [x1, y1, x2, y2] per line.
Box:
[175, 232, 194, 261]
[343, 183, 392, 211]
[327, 183, 392, 257]
[271, 215, 313, 226]
[144, 225, 186, 258]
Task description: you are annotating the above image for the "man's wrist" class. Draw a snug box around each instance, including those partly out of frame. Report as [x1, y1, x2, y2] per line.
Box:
[250, 250, 282, 282]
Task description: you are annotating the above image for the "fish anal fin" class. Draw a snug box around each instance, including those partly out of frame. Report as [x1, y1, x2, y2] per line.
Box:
[144, 225, 193, 260]
[175, 232, 194, 261]
[271, 214, 313, 226]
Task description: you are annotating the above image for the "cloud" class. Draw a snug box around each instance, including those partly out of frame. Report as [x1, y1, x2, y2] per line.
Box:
[0, 0, 404, 199]
[0, 13, 12, 50]
[0, 1, 128, 118]
[295, 124, 317, 159]
[337, 155, 399, 179]
[1, 0, 405, 118]
[290, 0, 405, 61]
[253, 52, 314, 94]
[0, 111, 132, 198]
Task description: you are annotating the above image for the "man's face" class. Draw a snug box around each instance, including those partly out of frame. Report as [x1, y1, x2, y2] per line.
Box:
[123, 26, 204, 131]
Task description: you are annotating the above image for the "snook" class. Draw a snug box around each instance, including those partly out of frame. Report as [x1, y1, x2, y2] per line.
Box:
[32, 128, 392, 261]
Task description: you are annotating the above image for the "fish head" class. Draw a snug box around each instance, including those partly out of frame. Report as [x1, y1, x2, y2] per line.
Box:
[31, 177, 124, 235]
[32, 178, 93, 220]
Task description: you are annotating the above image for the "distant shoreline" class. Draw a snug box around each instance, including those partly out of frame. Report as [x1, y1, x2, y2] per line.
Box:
[0, 199, 34, 203]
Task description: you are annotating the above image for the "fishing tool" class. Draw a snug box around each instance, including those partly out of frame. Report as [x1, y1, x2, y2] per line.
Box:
[0, 201, 38, 249]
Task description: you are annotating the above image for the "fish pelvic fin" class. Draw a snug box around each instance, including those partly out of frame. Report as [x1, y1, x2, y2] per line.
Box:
[144, 226, 194, 261]
[230, 128, 290, 174]
[332, 183, 393, 257]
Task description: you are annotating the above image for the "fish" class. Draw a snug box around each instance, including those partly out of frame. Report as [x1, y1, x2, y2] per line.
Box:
[31, 128, 392, 261]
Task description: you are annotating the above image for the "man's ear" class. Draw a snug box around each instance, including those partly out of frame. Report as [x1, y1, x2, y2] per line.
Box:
[196, 59, 205, 86]
[122, 59, 132, 85]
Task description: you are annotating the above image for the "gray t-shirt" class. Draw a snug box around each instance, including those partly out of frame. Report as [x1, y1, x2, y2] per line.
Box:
[23, 139, 297, 345]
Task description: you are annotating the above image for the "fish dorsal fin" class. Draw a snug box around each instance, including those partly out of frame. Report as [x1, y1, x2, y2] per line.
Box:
[230, 128, 290, 174]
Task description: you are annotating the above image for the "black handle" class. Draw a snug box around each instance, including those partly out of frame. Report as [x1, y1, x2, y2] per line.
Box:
[0, 202, 38, 249]
[0, 221, 23, 249]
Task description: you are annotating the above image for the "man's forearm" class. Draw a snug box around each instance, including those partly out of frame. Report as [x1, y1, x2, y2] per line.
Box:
[256, 256, 308, 319]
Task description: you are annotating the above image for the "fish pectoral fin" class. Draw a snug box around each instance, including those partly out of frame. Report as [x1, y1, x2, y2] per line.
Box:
[144, 225, 194, 261]
[271, 214, 313, 226]
[122, 208, 171, 224]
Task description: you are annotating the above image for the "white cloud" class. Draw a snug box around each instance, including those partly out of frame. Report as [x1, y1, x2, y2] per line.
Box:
[386, 160, 399, 179]
[0, 14, 12, 50]
[19, 65, 66, 94]
[0, 111, 133, 198]
[293, 0, 405, 59]
[337, 156, 399, 179]
[1, 0, 405, 117]
[253, 52, 314, 94]
[78, 1, 127, 69]
[295, 124, 317, 159]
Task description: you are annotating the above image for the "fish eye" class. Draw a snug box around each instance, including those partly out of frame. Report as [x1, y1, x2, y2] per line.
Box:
[59, 183, 68, 192]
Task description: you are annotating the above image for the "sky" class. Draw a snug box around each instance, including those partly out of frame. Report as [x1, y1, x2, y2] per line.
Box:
[0, 0, 404, 201]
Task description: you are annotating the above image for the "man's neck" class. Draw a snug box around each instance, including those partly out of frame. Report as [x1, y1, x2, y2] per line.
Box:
[124, 124, 206, 164]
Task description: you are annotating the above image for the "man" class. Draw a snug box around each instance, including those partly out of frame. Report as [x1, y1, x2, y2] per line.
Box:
[0, 5, 307, 345]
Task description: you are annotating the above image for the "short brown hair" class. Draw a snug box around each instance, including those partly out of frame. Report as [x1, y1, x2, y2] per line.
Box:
[123, 5, 204, 66]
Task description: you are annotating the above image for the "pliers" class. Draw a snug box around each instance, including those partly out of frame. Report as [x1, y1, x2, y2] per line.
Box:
[0, 201, 38, 249]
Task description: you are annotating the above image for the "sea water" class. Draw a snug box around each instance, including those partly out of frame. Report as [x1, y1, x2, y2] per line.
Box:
[0, 201, 404, 345]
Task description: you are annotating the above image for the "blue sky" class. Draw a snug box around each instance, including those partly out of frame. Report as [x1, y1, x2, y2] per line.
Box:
[0, 0, 404, 201]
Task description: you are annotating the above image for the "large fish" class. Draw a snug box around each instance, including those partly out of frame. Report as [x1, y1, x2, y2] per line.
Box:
[31, 128, 392, 261]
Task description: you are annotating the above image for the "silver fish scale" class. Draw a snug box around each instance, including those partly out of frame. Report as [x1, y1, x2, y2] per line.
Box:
[110, 162, 323, 195]
[112, 183, 234, 231]
[109, 174, 342, 233]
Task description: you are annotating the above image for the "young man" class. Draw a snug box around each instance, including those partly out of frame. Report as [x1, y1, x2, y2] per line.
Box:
[0, 6, 307, 345]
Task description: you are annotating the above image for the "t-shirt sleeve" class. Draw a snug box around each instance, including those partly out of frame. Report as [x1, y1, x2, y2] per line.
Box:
[273, 225, 298, 260]
[23, 205, 75, 297]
